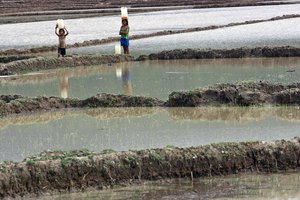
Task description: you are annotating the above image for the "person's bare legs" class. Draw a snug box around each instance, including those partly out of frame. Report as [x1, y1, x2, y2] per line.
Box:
[124, 47, 129, 54]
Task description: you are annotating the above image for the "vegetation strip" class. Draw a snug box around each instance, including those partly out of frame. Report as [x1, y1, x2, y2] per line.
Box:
[0, 137, 299, 198]
[1, 82, 300, 116]
[1, 14, 299, 56]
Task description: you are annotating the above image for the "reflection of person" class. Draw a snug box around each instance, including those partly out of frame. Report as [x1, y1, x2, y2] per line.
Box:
[55, 26, 69, 57]
[122, 67, 132, 96]
[60, 76, 69, 99]
[119, 19, 130, 54]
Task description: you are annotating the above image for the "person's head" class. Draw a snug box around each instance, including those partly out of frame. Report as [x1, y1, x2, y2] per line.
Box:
[59, 29, 65, 35]
[122, 19, 128, 26]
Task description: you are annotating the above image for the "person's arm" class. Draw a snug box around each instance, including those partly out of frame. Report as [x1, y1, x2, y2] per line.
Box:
[119, 26, 123, 35]
[55, 25, 59, 36]
[119, 26, 129, 35]
[64, 28, 69, 36]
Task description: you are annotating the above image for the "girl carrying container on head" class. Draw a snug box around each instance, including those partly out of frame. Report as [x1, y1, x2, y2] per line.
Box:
[119, 18, 130, 54]
[55, 25, 69, 57]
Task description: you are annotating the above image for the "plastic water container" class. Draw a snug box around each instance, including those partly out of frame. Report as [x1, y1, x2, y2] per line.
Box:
[115, 44, 121, 55]
[121, 7, 128, 19]
[56, 19, 65, 29]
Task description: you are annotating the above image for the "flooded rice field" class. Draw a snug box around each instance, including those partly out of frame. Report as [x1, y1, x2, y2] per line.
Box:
[1, 106, 300, 162]
[70, 17, 300, 56]
[35, 172, 300, 200]
[1, 4, 300, 199]
[1, 4, 300, 50]
[0, 58, 299, 100]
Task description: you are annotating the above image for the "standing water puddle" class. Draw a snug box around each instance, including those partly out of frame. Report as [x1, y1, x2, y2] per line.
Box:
[0, 58, 299, 100]
[1, 106, 300, 162]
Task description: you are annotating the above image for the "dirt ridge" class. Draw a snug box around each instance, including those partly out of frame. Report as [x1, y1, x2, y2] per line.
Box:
[0, 137, 299, 199]
[167, 82, 300, 107]
[0, 54, 134, 75]
[137, 46, 300, 61]
[1, 82, 300, 116]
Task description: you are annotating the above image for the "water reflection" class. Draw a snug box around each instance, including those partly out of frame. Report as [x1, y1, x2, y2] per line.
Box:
[60, 76, 69, 99]
[0, 58, 300, 100]
[36, 172, 300, 200]
[116, 63, 133, 96]
[168, 107, 300, 123]
[1, 107, 300, 162]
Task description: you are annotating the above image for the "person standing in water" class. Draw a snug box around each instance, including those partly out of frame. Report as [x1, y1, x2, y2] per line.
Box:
[55, 26, 69, 57]
[119, 19, 130, 54]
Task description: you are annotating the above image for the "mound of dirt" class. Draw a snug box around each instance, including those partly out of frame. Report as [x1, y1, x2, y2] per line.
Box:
[137, 47, 300, 61]
[166, 82, 300, 107]
[0, 94, 163, 116]
[0, 138, 299, 198]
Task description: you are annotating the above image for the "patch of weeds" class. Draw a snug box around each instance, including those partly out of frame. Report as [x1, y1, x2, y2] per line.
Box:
[88, 155, 97, 166]
[26, 160, 35, 166]
[165, 145, 176, 149]
[61, 157, 73, 167]
[0, 165, 7, 173]
[4, 160, 13, 165]
[102, 149, 116, 154]
[149, 152, 165, 164]
[123, 156, 138, 168]
[103, 159, 115, 167]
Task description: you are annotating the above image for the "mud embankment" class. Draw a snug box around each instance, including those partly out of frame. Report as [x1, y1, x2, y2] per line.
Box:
[137, 46, 300, 61]
[0, 138, 299, 199]
[0, 56, 36, 64]
[0, 94, 163, 116]
[167, 82, 300, 107]
[1, 82, 300, 115]
[1, 14, 299, 56]
[0, 55, 133, 75]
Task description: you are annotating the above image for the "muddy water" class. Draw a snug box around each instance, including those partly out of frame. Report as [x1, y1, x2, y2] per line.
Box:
[1, 4, 300, 50]
[0, 58, 300, 100]
[1, 106, 300, 162]
[35, 172, 300, 200]
[70, 17, 300, 56]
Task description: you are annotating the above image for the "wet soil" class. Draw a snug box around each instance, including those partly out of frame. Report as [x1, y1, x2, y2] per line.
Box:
[1, 14, 299, 57]
[137, 46, 300, 61]
[0, 137, 299, 199]
[0, 55, 134, 75]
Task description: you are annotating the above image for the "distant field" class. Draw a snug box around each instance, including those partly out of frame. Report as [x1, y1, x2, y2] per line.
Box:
[0, 0, 295, 14]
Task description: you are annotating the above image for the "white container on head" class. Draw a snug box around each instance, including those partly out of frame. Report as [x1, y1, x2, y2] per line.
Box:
[121, 7, 128, 18]
[56, 19, 65, 29]
[115, 44, 121, 55]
